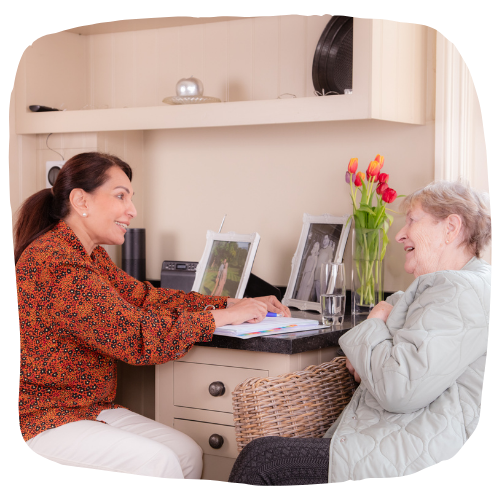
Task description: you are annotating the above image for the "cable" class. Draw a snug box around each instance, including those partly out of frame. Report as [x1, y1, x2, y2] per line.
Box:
[46, 133, 65, 161]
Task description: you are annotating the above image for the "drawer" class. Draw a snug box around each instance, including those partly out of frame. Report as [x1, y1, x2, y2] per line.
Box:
[173, 361, 267, 413]
[174, 418, 238, 459]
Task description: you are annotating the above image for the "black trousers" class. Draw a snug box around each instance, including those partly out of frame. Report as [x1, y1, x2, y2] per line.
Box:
[228, 436, 331, 486]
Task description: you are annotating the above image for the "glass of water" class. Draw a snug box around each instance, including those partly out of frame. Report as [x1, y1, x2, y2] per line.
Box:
[319, 263, 346, 326]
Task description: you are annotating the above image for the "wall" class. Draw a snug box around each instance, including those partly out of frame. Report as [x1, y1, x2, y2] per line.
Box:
[10, 16, 439, 294]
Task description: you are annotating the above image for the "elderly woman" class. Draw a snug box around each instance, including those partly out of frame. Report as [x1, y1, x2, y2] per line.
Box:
[15, 152, 290, 479]
[228, 180, 491, 485]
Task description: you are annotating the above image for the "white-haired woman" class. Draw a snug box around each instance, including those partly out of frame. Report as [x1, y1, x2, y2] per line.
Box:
[229, 180, 491, 485]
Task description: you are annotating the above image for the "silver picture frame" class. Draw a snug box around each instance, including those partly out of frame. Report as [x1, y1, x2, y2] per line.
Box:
[192, 230, 260, 299]
[283, 213, 351, 312]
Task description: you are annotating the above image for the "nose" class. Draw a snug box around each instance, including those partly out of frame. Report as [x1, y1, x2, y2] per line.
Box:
[395, 225, 406, 244]
[127, 200, 137, 219]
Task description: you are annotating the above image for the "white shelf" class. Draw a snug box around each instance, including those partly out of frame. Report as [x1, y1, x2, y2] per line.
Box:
[14, 18, 427, 135]
[16, 95, 373, 134]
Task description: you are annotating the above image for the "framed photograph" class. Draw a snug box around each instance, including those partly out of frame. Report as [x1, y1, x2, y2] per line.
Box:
[192, 230, 260, 298]
[283, 214, 351, 312]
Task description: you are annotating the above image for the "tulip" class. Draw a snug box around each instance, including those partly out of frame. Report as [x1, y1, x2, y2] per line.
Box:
[375, 154, 385, 169]
[376, 182, 388, 195]
[345, 171, 355, 184]
[366, 160, 381, 180]
[382, 187, 397, 203]
[378, 172, 389, 184]
[348, 158, 358, 174]
[354, 171, 365, 187]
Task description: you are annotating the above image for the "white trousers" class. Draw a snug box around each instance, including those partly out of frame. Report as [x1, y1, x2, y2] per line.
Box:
[26, 408, 203, 479]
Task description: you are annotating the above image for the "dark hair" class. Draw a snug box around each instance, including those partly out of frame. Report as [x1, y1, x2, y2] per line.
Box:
[14, 152, 132, 264]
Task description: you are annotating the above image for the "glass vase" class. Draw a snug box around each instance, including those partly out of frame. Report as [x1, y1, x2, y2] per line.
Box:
[351, 226, 384, 325]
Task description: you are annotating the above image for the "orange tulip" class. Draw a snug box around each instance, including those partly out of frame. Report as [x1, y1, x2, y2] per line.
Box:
[375, 154, 385, 169]
[348, 158, 358, 174]
[366, 160, 381, 180]
[354, 171, 365, 187]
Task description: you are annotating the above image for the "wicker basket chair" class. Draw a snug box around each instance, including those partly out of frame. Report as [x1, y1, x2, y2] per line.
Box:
[232, 356, 358, 452]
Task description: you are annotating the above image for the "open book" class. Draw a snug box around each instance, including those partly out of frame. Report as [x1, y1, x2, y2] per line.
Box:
[214, 316, 328, 339]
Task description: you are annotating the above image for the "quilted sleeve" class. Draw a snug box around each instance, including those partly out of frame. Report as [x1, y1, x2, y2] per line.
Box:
[339, 271, 489, 413]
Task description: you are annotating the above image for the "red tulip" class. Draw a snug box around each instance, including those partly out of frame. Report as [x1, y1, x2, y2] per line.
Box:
[378, 172, 389, 184]
[376, 182, 388, 195]
[366, 160, 381, 180]
[382, 187, 397, 203]
[375, 154, 385, 169]
[348, 158, 358, 174]
[354, 171, 365, 187]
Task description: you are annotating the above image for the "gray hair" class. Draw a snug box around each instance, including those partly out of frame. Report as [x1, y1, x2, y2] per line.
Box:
[400, 180, 491, 258]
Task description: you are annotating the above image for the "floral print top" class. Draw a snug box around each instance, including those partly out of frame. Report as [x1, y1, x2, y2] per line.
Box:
[17, 220, 227, 441]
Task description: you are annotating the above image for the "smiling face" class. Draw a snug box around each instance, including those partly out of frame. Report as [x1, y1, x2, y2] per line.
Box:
[82, 166, 137, 249]
[321, 235, 330, 248]
[395, 202, 449, 278]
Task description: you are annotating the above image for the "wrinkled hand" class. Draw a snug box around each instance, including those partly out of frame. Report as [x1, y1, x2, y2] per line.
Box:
[346, 357, 361, 383]
[367, 301, 393, 323]
[254, 295, 291, 317]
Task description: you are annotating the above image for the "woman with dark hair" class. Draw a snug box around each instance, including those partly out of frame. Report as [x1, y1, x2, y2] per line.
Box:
[15, 152, 290, 479]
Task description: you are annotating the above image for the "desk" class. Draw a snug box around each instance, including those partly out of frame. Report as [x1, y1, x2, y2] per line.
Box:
[155, 311, 352, 481]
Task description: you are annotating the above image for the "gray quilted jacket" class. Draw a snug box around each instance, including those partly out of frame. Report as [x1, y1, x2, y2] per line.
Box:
[325, 257, 490, 482]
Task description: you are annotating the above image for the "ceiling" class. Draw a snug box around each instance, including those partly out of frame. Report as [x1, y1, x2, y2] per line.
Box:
[65, 17, 249, 36]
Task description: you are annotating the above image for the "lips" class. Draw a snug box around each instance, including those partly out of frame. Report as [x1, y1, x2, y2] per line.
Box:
[404, 245, 414, 252]
[115, 221, 128, 231]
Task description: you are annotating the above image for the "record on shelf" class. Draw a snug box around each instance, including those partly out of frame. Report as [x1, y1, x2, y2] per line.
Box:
[312, 16, 353, 95]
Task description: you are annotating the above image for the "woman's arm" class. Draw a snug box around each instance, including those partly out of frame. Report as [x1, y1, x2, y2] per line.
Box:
[340, 271, 489, 413]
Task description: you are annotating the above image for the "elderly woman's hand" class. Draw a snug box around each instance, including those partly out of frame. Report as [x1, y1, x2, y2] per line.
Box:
[346, 357, 361, 383]
[367, 301, 393, 323]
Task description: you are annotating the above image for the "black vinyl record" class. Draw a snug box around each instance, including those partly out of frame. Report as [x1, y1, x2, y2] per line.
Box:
[312, 16, 353, 95]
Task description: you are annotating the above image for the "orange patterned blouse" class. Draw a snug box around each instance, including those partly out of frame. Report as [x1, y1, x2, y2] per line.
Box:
[17, 220, 227, 441]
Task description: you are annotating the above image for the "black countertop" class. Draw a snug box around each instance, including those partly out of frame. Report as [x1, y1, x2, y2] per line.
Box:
[195, 310, 353, 355]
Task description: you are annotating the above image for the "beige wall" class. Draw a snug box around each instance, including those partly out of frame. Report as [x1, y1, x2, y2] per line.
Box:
[10, 16, 440, 294]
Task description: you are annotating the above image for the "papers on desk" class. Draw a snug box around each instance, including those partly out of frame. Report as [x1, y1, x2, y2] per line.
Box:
[214, 316, 329, 339]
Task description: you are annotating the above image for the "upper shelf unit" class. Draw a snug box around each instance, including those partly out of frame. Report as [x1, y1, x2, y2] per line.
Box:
[14, 17, 428, 135]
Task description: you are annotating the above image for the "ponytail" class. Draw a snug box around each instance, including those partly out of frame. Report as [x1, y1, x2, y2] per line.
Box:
[13, 152, 132, 264]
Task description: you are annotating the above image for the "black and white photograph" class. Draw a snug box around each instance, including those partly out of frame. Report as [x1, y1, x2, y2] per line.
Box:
[283, 214, 350, 312]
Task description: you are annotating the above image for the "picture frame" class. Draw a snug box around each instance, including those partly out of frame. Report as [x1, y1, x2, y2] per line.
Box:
[192, 230, 260, 299]
[283, 214, 351, 312]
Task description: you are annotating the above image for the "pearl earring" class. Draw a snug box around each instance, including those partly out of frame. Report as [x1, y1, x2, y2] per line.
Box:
[82, 213, 87, 218]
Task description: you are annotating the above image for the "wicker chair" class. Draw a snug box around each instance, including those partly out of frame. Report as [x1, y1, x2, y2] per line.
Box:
[232, 357, 358, 452]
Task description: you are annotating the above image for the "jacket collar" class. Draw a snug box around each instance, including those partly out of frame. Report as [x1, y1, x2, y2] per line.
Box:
[53, 220, 96, 261]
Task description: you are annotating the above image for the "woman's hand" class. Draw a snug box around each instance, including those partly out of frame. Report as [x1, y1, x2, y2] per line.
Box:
[367, 301, 393, 323]
[212, 298, 268, 326]
[346, 357, 361, 383]
[254, 295, 291, 317]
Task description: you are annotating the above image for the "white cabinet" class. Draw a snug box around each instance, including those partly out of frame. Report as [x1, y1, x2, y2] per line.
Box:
[14, 17, 429, 135]
[155, 344, 337, 481]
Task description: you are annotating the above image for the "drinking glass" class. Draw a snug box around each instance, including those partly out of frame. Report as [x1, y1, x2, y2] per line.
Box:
[319, 262, 346, 326]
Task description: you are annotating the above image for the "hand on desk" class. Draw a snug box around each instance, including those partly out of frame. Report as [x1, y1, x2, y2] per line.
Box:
[213, 296, 291, 327]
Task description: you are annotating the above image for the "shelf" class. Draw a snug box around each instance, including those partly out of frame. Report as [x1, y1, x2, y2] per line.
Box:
[14, 18, 427, 135]
[16, 95, 372, 134]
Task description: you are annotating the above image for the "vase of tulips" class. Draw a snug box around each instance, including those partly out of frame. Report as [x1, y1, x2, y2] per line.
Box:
[346, 155, 398, 324]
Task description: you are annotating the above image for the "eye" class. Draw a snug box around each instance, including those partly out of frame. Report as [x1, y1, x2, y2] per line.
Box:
[117, 193, 124, 200]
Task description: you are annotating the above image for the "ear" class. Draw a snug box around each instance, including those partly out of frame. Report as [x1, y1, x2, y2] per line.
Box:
[445, 214, 463, 244]
[68, 188, 89, 217]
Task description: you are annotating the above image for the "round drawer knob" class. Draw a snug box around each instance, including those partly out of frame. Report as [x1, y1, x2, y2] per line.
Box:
[208, 381, 225, 397]
[209, 433, 224, 449]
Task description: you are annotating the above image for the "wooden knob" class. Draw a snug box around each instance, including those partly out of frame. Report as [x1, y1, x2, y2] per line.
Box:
[209, 433, 224, 449]
[208, 381, 225, 397]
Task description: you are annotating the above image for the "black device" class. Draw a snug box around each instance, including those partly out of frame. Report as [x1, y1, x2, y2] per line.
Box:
[122, 228, 146, 281]
[160, 260, 281, 300]
[29, 105, 61, 112]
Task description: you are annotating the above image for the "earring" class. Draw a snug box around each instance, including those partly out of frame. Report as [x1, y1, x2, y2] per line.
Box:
[446, 240, 449, 244]
[82, 213, 87, 218]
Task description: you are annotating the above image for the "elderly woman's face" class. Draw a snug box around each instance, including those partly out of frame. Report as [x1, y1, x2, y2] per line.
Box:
[395, 202, 449, 278]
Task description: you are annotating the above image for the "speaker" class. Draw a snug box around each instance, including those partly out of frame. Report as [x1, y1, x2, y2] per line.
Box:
[122, 228, 146, 281]
[46, 161, 64, 188]
[160, 261, 197, 292]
